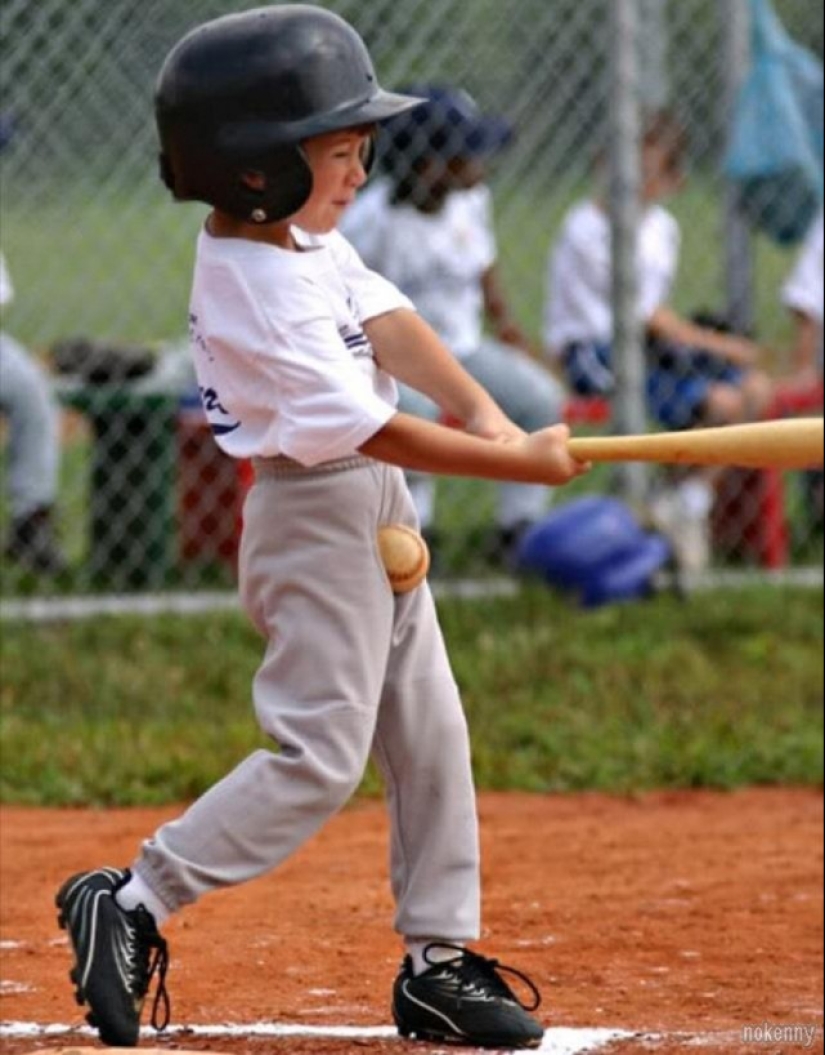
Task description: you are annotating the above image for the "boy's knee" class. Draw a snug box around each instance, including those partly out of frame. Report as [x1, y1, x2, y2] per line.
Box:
[293, 722, 372, 805]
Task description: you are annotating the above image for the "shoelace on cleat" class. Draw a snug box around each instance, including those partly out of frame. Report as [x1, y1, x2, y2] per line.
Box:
[422, 942, 541, 1012]
[131, 906, 172, 1031]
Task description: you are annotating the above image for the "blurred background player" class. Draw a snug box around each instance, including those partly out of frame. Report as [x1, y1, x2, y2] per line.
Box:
[0, 250, 66, 575]
[544, 111, 780, 571]
[342, 85, 566, 569]
[780, 209, 824, 529]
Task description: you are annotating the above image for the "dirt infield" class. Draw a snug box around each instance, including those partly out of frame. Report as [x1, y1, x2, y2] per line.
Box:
[1, 789, 822, 1055]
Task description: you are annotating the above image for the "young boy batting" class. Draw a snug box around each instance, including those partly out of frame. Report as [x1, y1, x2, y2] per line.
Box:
[55, 6, 589, 1050]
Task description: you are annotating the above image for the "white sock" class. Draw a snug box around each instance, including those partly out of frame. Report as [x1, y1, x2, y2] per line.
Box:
[406, 940, 465, 977]
[114, 872, 171, 926]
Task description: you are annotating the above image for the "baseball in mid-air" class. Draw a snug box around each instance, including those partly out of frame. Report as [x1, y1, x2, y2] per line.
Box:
[377, 524, 430, 594]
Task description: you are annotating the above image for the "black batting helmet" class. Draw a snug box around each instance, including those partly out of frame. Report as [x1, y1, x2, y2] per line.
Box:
[155, 5, 423, 223]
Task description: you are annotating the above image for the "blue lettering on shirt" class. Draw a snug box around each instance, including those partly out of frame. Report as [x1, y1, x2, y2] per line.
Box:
[339, 323, 373, 359]
[199, 385, 241, 437]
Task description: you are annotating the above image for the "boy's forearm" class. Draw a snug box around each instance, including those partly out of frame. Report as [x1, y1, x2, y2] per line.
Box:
[365, 309, 499, 423]
[360, 412, 576, 485]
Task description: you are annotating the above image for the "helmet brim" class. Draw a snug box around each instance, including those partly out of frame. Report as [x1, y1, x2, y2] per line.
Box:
[315, 89, 427, 138]
[214, 90, 423, 156]
[353, 89, 428, 124]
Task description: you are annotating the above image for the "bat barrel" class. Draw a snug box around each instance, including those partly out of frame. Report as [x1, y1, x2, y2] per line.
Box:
[567, 418, 824, 470]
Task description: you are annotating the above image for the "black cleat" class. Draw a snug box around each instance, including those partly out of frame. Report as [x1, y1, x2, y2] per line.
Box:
[393, 943, 544, 1049]
[56, 867, 170, 1047]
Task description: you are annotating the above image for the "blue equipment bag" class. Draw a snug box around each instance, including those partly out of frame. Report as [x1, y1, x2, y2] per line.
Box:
[724, 0, 823, 245]
[514, 496, 672, 609]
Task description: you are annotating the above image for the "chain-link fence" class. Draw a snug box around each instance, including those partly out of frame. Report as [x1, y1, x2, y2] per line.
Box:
[1, 0, 822, 605]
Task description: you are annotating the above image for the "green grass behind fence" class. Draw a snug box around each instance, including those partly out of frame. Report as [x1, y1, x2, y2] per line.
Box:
[1, 584, 821, 806]
[0, 176, 801, 355]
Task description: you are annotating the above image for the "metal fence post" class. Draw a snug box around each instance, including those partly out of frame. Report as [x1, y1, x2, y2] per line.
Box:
[639, 0, 670, 109]
[721, 0, 755, 334]
[609, 0, 649, 504]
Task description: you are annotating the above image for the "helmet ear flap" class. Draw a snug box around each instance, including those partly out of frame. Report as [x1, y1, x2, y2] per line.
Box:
[244, 145, 314, 223]
[159, 139, 314, 223]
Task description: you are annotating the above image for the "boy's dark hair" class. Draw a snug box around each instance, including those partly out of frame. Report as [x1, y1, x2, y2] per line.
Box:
[642, 110, 688, 178]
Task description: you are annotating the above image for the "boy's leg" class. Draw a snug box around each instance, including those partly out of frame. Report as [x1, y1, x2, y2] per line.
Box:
[322, 462, 480, 942]
[371, 472, 544, 1048]
[373, 586, 481, 943]
[135, 461, 397, 910]
[57, 460, 400, 1044]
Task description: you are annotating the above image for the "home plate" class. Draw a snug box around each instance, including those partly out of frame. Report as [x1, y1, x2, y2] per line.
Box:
[167, 1023, 632, 1052]
[9, 1025, 634, 1053]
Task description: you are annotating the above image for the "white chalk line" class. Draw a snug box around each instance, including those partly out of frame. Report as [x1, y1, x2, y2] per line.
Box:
[10, 1020, 818, 1051]
[0, 579, 519, 624]
[0, 1020, 631, 1053]
[5, 566, 821, 624]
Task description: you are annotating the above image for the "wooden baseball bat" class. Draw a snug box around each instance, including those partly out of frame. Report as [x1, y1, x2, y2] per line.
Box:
[567, 417, 824, 470]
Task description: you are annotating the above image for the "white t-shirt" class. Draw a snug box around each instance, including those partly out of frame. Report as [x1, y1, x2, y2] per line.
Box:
[544, 199, 681, 354]
[782, 212, 824, 325]
[188, 226, 412, 466]
[340, 179, 497, 359]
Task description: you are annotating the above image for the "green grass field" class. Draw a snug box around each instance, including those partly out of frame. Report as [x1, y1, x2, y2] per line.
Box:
[1, 584, 822, 806]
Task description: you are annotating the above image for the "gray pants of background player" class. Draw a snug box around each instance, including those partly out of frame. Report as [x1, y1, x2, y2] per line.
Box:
[0, 332, 61, 519]
[136, 456, 481, 943]
[402, 337, 566, 530]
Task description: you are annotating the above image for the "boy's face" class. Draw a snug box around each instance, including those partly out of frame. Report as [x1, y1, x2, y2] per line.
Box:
[292, 128, 373, 233]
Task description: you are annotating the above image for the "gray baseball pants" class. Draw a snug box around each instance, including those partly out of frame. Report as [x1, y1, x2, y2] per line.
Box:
[136, 456, 481, 942]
